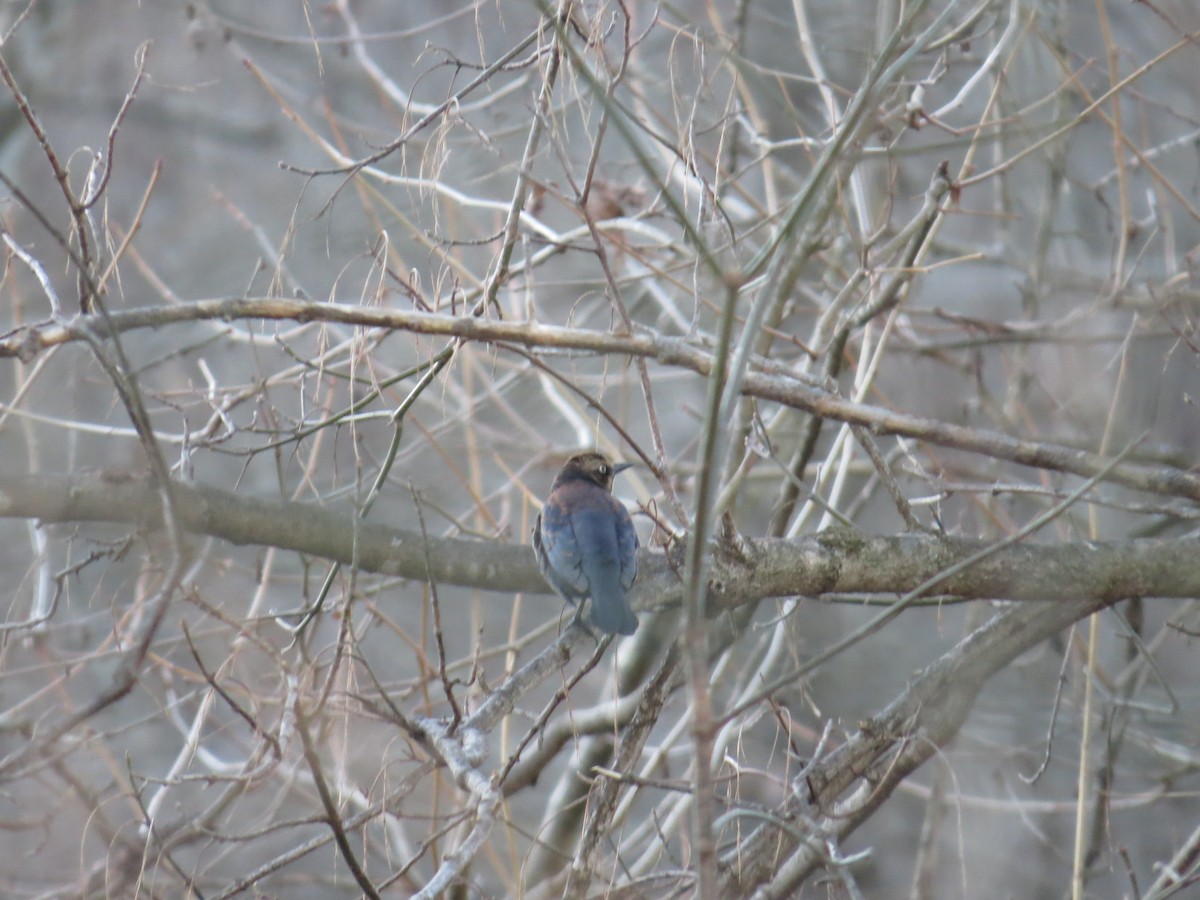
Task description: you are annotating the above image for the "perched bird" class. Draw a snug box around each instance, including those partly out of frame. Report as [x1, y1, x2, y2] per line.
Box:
[534, 452, 639, 636]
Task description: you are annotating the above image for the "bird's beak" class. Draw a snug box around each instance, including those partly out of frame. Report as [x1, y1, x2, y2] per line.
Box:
[612, 461, 634, 476]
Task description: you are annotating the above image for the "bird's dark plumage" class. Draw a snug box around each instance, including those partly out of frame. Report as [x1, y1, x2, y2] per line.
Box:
[534, 452, 639, 636]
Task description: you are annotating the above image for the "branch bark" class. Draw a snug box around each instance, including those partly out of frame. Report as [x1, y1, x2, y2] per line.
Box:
[3, 473, 1198, 612]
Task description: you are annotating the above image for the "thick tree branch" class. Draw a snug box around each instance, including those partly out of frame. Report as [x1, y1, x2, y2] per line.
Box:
[2, 474, 1198, 613]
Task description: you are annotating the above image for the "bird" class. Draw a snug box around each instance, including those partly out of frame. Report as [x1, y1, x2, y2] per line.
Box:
[534, 451, 639, 636]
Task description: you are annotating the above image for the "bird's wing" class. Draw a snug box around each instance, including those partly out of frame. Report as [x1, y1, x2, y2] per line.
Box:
[613, 498, 639, 592]
[538, 500, 589, 596]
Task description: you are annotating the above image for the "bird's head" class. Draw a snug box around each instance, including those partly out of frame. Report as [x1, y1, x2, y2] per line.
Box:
[553, 451, 632, 492]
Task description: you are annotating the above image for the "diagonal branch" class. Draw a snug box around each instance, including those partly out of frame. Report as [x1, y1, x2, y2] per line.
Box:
[722, 591, 1116, 895]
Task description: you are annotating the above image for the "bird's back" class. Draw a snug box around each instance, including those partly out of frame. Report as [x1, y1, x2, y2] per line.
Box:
[538, 478, 638, 635]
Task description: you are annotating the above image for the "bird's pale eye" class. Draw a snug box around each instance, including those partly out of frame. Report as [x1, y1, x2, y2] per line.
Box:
[599, 465, 608, 475]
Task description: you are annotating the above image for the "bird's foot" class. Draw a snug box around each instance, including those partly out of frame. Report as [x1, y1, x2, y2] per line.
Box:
[566, 604, 600, 646]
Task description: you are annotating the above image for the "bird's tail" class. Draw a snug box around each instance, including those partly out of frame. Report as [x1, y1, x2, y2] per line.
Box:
[587, 570, 638, 636]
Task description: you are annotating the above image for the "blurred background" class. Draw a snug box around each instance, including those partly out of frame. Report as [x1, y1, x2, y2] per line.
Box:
[0, 1, 1198, 896]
